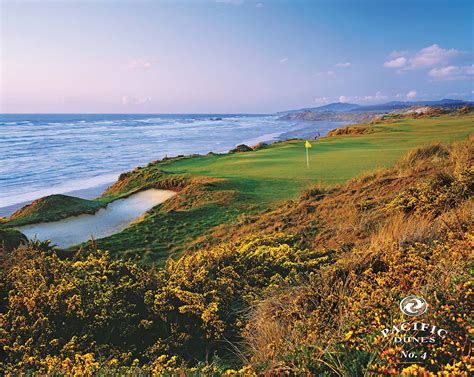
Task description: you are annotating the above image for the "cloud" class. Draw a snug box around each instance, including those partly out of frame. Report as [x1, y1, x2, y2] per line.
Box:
[128, 60, 153, 70]
[362, 91, 387, 102]
[314, 97, 329, 104]
[279, 57, 288, 63]
[339, 91, 387, 103]
[255, 2, 263, 7]
[390, 50, 409, 58]
[122, 96, 152, 105]
[338, 95, 350, 103]
[410, 44, 460, 68]
[428, 65, 474, 81]
[316, 62, 350, 75]
[383, 56, 407, 68]
[383, 44, 462, 70]
[406, 90, 417, 99]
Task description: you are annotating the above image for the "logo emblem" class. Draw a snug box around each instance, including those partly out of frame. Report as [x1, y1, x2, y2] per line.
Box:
[399, 295, 428, 316]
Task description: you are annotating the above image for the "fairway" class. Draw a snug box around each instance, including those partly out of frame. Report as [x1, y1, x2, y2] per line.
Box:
[7, 115, 472, 265]
[159, 115, 474, 203]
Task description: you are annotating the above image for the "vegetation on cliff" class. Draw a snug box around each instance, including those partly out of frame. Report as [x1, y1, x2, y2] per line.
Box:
[0, 132, 472, 374]
[278, 110, 377, 123]
[1, 114, 473, 267]
[7, 195, 106, 227]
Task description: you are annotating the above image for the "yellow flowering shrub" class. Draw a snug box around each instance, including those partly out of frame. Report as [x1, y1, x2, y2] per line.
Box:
[387, 168, 473, 216]
[0, 137, 472, 374]
[0, 235, 331, 374]
[243, 233, 472, 375]
[0, 247, 166, 374]
[149, 234, 333, 360]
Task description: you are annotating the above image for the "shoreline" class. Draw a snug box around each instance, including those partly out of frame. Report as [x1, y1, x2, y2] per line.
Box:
[1, 120, 346, 217]
[2, 114, 472, 262]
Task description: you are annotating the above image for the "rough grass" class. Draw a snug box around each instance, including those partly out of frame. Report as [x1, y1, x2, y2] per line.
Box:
[101, 167, 193, 199]
[213, 134, 473, 253]
[327, 125, 377, 136]
[7, 195, 106, 227]
[0, 228, 27, 252]
[5, 115, 473, 265]
[1, 124, 472, 375]
[241, 137, 473, 375]
[396, 142, 449, 168]
[90, 202, 246, 266]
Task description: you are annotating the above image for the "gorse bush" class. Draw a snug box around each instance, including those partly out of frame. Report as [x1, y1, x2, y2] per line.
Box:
[0, 247, 160, 373]
[151, 235, 333, 359]
[0, 235, 332, 374]
[27, 237, 56, 252]
[387, 168, 473, 217]
[245, 234, 472, 375]
[0, 137, 472, 375]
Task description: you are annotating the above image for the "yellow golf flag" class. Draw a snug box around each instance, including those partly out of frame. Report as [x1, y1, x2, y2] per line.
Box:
[304, 140, 312, 168]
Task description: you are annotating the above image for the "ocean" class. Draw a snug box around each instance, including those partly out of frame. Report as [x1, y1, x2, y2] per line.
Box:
[0, 114, 344, 216]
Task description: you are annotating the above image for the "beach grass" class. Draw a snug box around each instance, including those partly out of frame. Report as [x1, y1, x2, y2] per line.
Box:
[89, 115, 473, 264]
[158, 115, 474, 202]
[6, 194, 107, 227]
[4, 114, 473, 264]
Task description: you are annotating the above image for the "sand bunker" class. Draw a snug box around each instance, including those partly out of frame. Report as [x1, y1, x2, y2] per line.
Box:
[17, 189, 176, 248]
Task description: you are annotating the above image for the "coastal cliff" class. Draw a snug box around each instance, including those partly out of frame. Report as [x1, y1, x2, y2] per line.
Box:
[278, 110, 377, 123]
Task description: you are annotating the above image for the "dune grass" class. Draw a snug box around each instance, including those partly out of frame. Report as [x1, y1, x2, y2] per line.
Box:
[0, 228, 27, 251]
[4, 115, 473, 264]
[7, 194, 107, 227]
[3, 135, 471, 375]
[90, 115, 473, 264]
[159, 115, 473, 203]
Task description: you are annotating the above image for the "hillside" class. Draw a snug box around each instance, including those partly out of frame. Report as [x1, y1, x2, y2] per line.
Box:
[7, 194, 106, 227]
[2, 114, 473, 265]
[279, 102, 361, 113]
[357, 98, 473, 112]
[279, 103, 473, 123]
[1, 135, 472, 375]
[280, 98, 473, 115]
[278, 110, 376, 123]
[211, 139, 473, 252]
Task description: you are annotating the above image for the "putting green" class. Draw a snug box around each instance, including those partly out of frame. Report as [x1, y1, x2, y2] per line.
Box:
[159, 115, 473, 203]
[6, 115, 472, 264]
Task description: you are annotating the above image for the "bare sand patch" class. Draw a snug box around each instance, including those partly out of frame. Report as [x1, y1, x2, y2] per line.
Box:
[17, 189, 176, 248]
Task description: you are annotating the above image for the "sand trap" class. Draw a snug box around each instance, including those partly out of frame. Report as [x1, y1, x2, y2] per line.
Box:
[17, 189, 176, 248]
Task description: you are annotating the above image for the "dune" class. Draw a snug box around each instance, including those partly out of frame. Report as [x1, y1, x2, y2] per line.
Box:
[17, 189, 176, 248]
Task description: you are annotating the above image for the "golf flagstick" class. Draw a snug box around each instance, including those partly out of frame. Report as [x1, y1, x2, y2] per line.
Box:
[305, 140, 312, 168]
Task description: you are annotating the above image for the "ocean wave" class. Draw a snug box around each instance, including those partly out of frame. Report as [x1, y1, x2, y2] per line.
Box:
[0, 173, 119, 208]
[242, 132, 285, 146]
[0, 114, 334, 209]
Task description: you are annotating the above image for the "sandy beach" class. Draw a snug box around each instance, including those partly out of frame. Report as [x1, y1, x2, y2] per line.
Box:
[17, 189, 176, 248]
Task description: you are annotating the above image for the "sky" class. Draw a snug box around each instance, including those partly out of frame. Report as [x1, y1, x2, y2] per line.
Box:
[1, 0, 473, 113]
